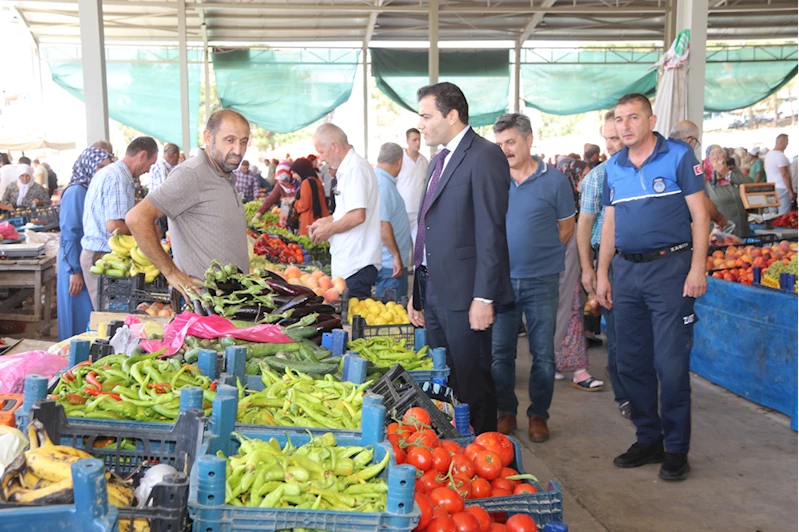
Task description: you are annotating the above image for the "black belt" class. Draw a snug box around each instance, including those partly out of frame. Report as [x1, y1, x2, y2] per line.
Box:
[616, 242, 691, 263]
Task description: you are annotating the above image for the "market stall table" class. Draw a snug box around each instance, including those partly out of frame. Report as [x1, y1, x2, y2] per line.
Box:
[5, 338, 55, 356]
[691, 277, 798, 429]
[0, 255, 56, 335]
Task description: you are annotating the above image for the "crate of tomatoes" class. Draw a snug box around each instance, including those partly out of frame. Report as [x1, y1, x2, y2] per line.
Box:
[388, 407, 563, 531]
[253, 234, 306, 264]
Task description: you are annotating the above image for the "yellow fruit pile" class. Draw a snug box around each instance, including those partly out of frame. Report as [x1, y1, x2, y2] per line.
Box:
[347, 298, 410, 325]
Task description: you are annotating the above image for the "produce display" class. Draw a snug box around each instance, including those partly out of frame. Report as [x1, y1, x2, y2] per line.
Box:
[253, 234, 306, 264]
[387, 408, 539, 532]
[89, 232, 169, 283]
[135, 301, 175, 317]
[347, 297, 410, 325]
[347, 337, 433, 371]
[762, 254, 798, 291]
[223, 432, 390, 510]
[281, 266, 346, 303]
[1, 420, 134, 507]
[50, 352, 216, 422]
[707, 241, 797, 286]
[243, 339, 336, 376]
[192, 262, 341, 334]
[771, 210, 798, 229]
[238, 370, 370, 430]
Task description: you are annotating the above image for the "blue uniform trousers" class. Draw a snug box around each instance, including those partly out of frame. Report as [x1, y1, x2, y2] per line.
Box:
[612, 250, 696, 454]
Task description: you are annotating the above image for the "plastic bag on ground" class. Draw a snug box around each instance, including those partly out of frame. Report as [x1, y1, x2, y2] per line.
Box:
[0, 351, 67, 394]
[139, 312, 294, 356]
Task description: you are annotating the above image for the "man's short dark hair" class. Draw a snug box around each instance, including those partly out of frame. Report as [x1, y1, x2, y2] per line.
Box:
[125, 137, 158, 158]
[18, 156, 31, 165]
[493, 113, 532, 137]
[164, 143, 180, 157]
[417, 82, 469, 125]
[406, 128, 420, 139]
[604, 110, 615, 122]
[584, 144, 601, 160]
[615, 93, 653, 116]
[241, 160, 250, 167]
[206, 109, 249, 136]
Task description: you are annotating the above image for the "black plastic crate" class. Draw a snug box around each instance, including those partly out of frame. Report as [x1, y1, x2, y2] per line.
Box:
[368, 365, 461, 439]
[97, 273, 170, 312]
[351, 314, 415, 344]
[28, 400, 202, 532]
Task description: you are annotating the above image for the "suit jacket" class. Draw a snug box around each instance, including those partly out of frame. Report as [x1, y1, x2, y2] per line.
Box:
[417, 127, 514, 311]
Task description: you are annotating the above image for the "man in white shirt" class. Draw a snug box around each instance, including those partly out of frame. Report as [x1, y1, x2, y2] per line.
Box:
[148, 143, 180, 192]
[395, 128, 429, 251]
[310, 123, 382, 299]
[764, 134, 794, 214]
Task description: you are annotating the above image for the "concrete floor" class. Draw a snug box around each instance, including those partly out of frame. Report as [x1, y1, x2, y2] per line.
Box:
[509, 337, 797, 532]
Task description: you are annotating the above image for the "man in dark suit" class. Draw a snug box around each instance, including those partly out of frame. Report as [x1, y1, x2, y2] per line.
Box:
[407, 82, 514, 435]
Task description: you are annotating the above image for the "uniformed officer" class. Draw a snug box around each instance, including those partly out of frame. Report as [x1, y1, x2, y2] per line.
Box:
[596, 93, 709, 482]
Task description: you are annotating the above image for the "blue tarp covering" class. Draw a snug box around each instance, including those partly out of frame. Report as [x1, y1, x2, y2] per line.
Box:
[692, 278, 798, 430]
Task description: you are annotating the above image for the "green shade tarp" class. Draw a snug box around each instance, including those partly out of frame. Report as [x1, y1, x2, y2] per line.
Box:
[704, 46, 798, 112]
[371, 49, 510, 127]
[47, 52, 201, 148]
[212, 49, 360, 134]
[521, 49, 659, 115]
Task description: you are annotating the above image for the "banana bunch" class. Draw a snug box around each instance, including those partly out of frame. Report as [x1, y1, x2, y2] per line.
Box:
[0, 420, 135, 507]
[89, 232, 167, 284]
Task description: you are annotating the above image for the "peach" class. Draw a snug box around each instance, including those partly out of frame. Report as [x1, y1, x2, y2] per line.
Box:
[324, 288, 340, 303]
[712, 250, 724, 259]
[313, 287, 325, 296]
[318, 276, 333, 290]
[284, 266, 301, 279]
[725, 260, 737, 268]
[288, 278, 304, 285]
[305, 277, 319, 289]
[751, 248, 762, 257]
[299, 273, 311, 283]
[311, 269, 325, 279]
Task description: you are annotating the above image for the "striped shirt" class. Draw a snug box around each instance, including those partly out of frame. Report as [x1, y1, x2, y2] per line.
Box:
[579, 160, 607, 249]
[81, 160, 135, 252]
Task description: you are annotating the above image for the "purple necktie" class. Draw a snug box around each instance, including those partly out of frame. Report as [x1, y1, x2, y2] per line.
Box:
[414, 148, 450, 269]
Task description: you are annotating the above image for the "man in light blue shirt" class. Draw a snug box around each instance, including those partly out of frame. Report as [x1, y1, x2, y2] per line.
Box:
[374, 142, 411, 299]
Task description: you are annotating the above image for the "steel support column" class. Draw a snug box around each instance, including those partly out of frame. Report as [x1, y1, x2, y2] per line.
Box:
[428, 0, 439, 84]
[676, 0, 708, 140]
[513, 44, 521, 113]
[78, 0, 109, 145]
[178, 0, 191, 153]
[362, 44, 369, 158]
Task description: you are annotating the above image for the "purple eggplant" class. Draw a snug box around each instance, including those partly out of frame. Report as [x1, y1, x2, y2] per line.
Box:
[275, 294, 312, 314]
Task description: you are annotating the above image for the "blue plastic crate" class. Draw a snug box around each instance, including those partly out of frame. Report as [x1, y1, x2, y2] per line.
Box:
[453, 435, 563, 528]
[0, 459, 118, 532]
[191, 401, 420, 532]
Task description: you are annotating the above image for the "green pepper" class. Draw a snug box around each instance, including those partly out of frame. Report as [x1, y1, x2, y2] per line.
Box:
[344, 451, 389, 484]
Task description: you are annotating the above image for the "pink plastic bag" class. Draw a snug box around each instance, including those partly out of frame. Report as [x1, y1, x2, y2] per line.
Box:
[0, 222, 20, 241]
[0, 351, 67, 394]
[139, 312, 294, 357]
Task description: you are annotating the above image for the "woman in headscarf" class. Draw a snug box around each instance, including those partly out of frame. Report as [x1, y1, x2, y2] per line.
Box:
[551, 158, 605, 392]
[0, 164, 51, 211]
[250, 161, 300, 224]
[291, 157, 329, 236]
[57, 147, 111, 339]
[704, 144, 750, 187]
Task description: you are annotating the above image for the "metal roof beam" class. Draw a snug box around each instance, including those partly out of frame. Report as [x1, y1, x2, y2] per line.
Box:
[517, 0, 557, 46]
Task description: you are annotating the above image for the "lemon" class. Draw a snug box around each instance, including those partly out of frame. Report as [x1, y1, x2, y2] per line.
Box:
[379, 311, 392, 321]
[349, 297, 360, 307]
[366, 314, 379, 324]
[364, 298, 376, 306]
[374, 318, 388, 325]
[386, 301, 396, 308]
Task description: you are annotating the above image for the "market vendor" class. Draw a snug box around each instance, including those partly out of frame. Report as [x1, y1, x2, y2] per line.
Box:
[0, 164, 51, 211]
[249, 161, 297, 224]
[126, 109, 250, 299]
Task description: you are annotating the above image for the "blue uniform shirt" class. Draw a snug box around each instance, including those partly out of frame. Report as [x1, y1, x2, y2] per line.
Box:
[602, 133, 704, 254]
[507, 156, 576, 279]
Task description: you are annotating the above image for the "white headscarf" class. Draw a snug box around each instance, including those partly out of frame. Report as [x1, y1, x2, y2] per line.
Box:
[15, 164, 33, 206]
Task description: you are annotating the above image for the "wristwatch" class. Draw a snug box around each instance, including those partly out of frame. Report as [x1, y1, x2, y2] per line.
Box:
[474, 298, 493, 305]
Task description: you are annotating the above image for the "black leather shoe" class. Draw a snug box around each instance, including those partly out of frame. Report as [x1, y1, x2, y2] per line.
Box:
[659, 452, 690, 481]
[613, 439, 665, 468]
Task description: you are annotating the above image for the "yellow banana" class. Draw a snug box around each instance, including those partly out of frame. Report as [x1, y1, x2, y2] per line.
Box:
[130, 246, 150, 266]
[47, 445, 94, 460]
[119, 518, 151, 532]
[24, 452, 79, 482]
[107, 481, 135, 507]
[19, 469, 41, 490]
[161, 243, 171, 253]
[3, 478, 24, 500]
[108, 237, 131, 257]
[10, 477, 73, 504]
[27, 423, 39, 450]
[117, 234, 137, 250]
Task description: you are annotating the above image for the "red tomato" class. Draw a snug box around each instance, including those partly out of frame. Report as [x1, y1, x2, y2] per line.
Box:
[387, 422, 400, 434]
[420, 470, 447, 492]
[474, 433, 515, 467]
[429, 487, 465, 514]
[451, 511, 481, 532]
[465, 506, 492, 532]
[489, 512, 507, 524]
[408, 429, 440, 449]
[489, 524, 508, 532]
[464, 443, 485, 462]
[505, 514, 537, 532]
[513, 484, 538, 495]
[499, 467, 520, 487]
[441, 440, 463, 455]
[473, 450, 503, 480]
[470, 478, 493, 499]
[491, 478, 515, 493]
[416, 477, 427, 494]
[432, 447, 453, 473]
[388, 433, 402, 446]
[392, 443, 406, 465]
[403, 407, 432, 428]
[427, 516, 458, 532]
[491, 487, 512, 497]
[449, 473, 472, 499]
[414, 493, 434, 532]
[451, 454, 476, 479]
[432, 506, 450, 520]
[407, 447, 434, 472]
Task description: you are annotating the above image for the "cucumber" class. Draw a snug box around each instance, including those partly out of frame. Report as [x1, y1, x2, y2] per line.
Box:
[248, 342, 301, 359]
[260, 356, 338, 375]
[301, 339, 332, 360]
[298, 346, 320, 364]
[184, 347, 200, 364]
[284, 327, 318, 341]
[219, 336, 236, 348]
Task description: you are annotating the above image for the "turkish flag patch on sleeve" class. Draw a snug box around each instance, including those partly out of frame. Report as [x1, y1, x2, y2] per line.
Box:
[693, 164, 703, 176]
